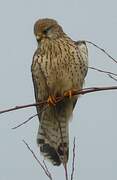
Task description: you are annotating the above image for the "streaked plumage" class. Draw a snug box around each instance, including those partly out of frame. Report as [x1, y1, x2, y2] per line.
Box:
[31, 18, 88, 166]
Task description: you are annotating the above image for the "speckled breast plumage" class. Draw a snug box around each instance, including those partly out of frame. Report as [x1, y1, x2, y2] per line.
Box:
[32, 37, 87, 98]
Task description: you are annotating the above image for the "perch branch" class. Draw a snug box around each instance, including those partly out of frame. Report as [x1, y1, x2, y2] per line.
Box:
[0, 86, 117, 115]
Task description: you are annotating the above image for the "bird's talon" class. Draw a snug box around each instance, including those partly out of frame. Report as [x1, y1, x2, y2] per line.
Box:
[47, 96, 56, 106]
[64, 89, 78, 98]
[64, 90, 72, 98]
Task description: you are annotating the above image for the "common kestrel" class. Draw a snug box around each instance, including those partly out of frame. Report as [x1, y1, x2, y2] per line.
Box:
[31, 18, 88, 166]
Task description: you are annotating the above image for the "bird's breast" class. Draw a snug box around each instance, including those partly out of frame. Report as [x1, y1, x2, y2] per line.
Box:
[37, 40, 83, 96]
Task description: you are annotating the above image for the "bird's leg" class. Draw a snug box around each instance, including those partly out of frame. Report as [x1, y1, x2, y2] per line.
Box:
[64, 89, 78, 98]
[47, 95, 57, 106]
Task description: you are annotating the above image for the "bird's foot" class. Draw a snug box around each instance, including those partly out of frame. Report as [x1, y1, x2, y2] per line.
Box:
[47, 95, 57, 106]
[64, 89, 78, 98]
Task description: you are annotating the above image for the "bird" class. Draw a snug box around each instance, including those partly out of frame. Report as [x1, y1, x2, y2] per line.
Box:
[31, 18, 88, 166]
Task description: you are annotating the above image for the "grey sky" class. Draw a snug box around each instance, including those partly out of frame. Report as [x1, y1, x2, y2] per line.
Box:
[0, 0, 117, 180]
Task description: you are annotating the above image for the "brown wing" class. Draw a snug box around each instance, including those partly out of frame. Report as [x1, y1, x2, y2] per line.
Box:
[31, 51, 49, 120]
[75, 40, 88, 78]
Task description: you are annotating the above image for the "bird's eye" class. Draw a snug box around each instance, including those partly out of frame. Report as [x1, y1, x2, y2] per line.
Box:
[43, 26, 52, 34]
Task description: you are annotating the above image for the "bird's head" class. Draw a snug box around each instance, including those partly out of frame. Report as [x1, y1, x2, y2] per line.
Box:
[34, 18, 64, 43]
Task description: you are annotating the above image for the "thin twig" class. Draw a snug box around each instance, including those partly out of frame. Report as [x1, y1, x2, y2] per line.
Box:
[85, 40, 117, 64]
[12, 105, 49, 130]
[12, 113, 38, 129]
[64, 163, 69, 180]
[108, 74, 117, 82]
[71, 138, 76, 180]
[23, 140, 53, 180]
[88, 66, 117, 77]
[0, 86, 117, 115]
[43, 160, 52, 179]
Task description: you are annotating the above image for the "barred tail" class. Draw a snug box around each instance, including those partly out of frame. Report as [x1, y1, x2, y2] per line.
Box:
[37, 106, 69, 166]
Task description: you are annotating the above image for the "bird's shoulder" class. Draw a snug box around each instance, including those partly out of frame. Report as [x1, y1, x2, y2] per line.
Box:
[74, 40, 88, 64]
[31, 48, 40, 71]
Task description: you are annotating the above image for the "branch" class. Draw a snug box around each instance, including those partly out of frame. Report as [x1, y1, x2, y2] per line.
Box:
[12, 105, 49, 130]
[43, 160, 52, 179]
[108, 74, 117, 82]
[84, 40, 117, 64]
[0, 102, 45, 114]
[88, 66, 117, 77]
[12, 113, 38, 129]
[23, 140, 53, 180]
[0, 86, 117, 115]
[71, 138, 76, 180]
[64, 163, 69, 180]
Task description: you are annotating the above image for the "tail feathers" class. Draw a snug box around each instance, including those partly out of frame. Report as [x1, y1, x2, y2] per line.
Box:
[38, 141, 61, 166]
[37, 119, 69, 166]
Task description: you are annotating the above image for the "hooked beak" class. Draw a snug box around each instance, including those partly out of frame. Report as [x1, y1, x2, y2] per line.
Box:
[36, 35, 41, 43]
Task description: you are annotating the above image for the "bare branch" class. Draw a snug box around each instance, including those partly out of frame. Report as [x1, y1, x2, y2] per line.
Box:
[43, 160, 52, 179]
[12, 113, 38, 129]
[23, 140, 53, 180]
[71, 138, 76, 180]
[0, 86, 117, 115]
[85, 40, 117, 64]
[108, 74, 117, 82]
[88, 66, 117, 77]
[0, 102, 44, 114]
[64, 163, 69, 180]
[12, 105, 49, 130]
